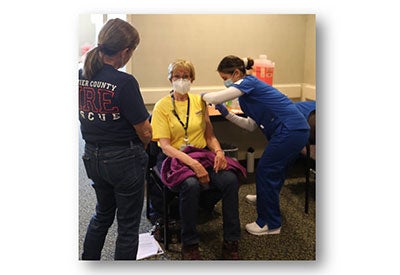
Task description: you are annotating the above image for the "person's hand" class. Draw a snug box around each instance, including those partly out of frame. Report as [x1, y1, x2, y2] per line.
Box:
[215, 103, 229, 117]
[213, 150, 227, 173]
[191, 160, 210, 184]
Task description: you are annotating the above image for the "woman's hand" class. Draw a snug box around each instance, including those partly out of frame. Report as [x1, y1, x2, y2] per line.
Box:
[190, 160, 210, 184]
[213, 150, 227, 173]
[159, 138, 210, 184]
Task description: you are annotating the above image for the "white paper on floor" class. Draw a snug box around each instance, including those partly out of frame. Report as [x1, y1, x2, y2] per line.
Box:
[136, 232, 164, 260]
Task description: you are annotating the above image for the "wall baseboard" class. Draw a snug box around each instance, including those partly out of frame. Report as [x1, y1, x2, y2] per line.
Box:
[301, 84, 316, 101]
[141, 83, 315, 105]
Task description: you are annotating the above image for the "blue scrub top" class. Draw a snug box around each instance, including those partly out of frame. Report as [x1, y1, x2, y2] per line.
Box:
[294, 101, 316, 119]
[232, 75, 309, 139]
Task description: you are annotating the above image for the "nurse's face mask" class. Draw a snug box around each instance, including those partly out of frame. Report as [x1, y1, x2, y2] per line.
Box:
[223, 70, 237, 88]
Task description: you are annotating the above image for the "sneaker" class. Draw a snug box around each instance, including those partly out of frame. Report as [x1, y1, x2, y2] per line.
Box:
[245, 194, 257, 205]
[245, 222, 281, 236]
[222, 240, 240, 260]
[181, 243, 202, 260]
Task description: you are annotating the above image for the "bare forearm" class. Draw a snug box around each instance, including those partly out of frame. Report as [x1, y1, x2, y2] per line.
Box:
[138, 129, 152, 147]
[133, 119, 152, 147]
[161, 143, 199, 168]
[206, 135, 223, 154]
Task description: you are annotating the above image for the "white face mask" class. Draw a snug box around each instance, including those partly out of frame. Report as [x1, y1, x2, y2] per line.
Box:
[172, 79, 191, 95]
[223, 71, 237, 88]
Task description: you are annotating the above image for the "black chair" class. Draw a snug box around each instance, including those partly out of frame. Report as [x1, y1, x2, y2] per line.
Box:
[145, 141, 223, 250]
[145, 141, 180, 251]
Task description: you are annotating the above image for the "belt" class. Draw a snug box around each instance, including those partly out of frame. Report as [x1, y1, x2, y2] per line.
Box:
[86, 140, 135, 148]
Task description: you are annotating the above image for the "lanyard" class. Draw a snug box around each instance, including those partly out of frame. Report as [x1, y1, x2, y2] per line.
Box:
[171, 94, 190, 144]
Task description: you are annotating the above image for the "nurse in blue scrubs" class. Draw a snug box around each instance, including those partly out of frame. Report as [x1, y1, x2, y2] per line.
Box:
[245, 100, 316, 205]
[202, 55, 310, 235]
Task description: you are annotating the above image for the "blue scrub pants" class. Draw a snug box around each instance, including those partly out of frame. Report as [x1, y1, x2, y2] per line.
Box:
[255, 124, 309, 230]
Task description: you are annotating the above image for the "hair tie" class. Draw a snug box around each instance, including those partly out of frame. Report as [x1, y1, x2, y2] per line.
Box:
[242, 57, 248, 68]
[97, 44, 104, 50]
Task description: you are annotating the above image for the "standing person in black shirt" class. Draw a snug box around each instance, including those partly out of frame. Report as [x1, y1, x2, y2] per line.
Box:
[79, 18, 152, 260]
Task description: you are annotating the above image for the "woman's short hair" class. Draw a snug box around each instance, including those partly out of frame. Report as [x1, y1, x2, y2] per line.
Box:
[168, 59, 196, 81]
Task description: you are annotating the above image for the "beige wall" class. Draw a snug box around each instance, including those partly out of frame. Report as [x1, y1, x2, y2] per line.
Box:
[79, 14, 316, 159]
[78, 14, 96, 58]
[303, 15, 316, 86]
[123, 14, 316, 159]
[127, 14, 315, 88]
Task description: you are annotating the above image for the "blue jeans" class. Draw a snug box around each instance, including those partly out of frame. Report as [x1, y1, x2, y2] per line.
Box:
[81, 141, 148, 260]
[171, 168, 241, 246]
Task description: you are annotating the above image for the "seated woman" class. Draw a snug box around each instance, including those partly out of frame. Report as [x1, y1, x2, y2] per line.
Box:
[150, 59, 246, 260]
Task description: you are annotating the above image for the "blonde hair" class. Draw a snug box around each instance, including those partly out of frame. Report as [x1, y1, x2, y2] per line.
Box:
[83, 18, 140, 80]
[167, 59, 196, 81]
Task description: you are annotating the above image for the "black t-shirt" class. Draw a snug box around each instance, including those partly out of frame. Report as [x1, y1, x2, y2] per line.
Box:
[79, 64, 150, 144]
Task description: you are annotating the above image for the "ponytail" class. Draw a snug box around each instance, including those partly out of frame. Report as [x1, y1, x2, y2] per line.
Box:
[217, 55, 254, 75]
[81, 18, 140, 80]
[82, 46, 104, 80]
[243, 57, 254, 71]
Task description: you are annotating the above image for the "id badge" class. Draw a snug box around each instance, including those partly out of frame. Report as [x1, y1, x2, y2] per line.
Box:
[180, 144, 188, 151]
[180, 144, 191, 151]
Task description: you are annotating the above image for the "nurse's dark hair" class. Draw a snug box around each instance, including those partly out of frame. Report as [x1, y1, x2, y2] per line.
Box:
[82, 18, 140, 80]
[217, 55, 254, 74]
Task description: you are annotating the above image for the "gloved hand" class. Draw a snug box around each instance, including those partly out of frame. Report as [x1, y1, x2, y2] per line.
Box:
[215, 103, 229, 117]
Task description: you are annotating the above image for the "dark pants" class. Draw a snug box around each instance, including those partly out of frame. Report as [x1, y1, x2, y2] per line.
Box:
[171, 168, 241, 246]
[81, 142, 148, 260]
[256, 125, 309, 229]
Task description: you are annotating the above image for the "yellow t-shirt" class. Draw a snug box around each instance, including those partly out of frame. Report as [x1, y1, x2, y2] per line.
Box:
[151, 93, 207, 150]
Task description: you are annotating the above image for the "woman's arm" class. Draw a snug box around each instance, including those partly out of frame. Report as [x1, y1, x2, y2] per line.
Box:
[214, 103, 258, 132]
[203, 108, 227, 172]
[202, 86, 257, 131]
[225, 112, 258, 132]
[133, 119, 152, 148]
[158, 138, 210, 184]
[202, 86, 243, 104]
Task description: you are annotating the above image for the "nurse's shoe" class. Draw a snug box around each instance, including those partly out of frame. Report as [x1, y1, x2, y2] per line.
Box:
[245, 222, 281, 236]
[245, 194, 257, 205]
